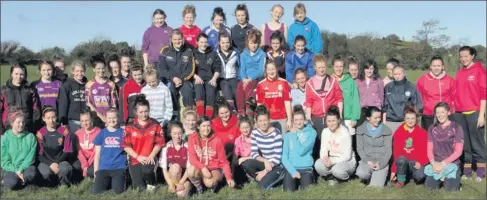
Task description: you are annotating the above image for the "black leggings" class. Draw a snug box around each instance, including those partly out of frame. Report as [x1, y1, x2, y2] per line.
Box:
[128, 164, 155, 190]
[93, 169, 126, 194]
[241, 159, 285, 190]
[283, 168, 314, 192]
[195, 81, 217, 106]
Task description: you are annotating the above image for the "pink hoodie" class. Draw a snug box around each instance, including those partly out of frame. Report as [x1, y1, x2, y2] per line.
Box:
[75, 127, 101, 169]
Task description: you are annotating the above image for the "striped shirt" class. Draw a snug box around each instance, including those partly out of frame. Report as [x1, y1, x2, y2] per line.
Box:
[141, 82, 173, 126]
[251, 128, 283, 166]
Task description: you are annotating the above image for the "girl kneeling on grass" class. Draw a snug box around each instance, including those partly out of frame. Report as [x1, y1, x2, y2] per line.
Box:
[282, 105, 317, 191]
[314, 106, 356, 185]
[241, 105, 284, 190]
[1, 108, 38, 190]
[424, 102, 464, 192]
[93, 108, 126, 194]
[159, 121, 191, 197]
[183, 110, 198, 141]
[122, 95, 166, 191]
[74, 110, 101, 179]
[187, 116, 235, 194]
[234, 115, 253, 184]
[36, 106, 73, 186]
[355, 106, 393, 188]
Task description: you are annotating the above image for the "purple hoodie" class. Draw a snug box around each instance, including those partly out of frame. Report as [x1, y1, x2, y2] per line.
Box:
[31, 80, 62, 108]
[355, 78, 384, 109]
[141, 23, 173, 64]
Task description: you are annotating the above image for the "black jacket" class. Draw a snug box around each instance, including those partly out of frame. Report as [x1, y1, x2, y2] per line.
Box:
[383, 77, 423, 122]
[0, 79, 41, 133]
[193, 47, 222, 81]
[57, 77, 87, 124]
[157, 43, 195, 84]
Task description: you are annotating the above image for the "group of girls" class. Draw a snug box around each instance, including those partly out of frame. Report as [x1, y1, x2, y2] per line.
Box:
[1, 2, 486, 197]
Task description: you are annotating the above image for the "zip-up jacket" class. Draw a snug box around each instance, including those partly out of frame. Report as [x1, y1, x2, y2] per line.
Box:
[336, 73, 360, 121]
[188, 133, 233, 180]
[355, 78, 384, 109]
[75, 127, 101, 169]
[417, 72, 455, 116]
[238, 48, 266, 80]
[193, 47, 222, 81]
[119, 79, 145, 124]
[383, 78, 423, 122]
[217, 48, 239, 79]
[285, 50, 315, 83]
[57, 77, 87, 124]
[287, 17, 323, 54]
[1, 129, 37, 173]
[454, 62, 487, 112]
[158, 43, 196, 83]
[356, 123, 393, 169]
[0, 80, 40, 131]
[304, 75, 343, 118]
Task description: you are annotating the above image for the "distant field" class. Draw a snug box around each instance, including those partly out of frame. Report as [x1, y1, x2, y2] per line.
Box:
[0, 65, 456, 85]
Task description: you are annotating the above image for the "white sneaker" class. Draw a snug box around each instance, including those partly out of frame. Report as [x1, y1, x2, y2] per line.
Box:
[475, 177, 483, 182]
[146, 184, 156, 191]
[328, 179, 337, 186]
[461, 175, 472, 181]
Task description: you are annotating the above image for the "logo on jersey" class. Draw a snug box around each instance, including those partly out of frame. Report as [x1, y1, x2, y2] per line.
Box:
[38, 88, 44, 92]
[132, 132, 137, 137]
[186, 36, 192, 41]
[104, 137, 120, 148]
[278, 84, 283, 91]
[149, 131, 155, 136]
[58, 138, 64, 145]
[207, 58, 213, 65]
[92, 89, 98, 95]
[182, 56, 189, 63]
[405, 91, 411, 97]
[305, 26, 309, 32]
[167, 56, 174, 61]
[467, 75, 475, 81]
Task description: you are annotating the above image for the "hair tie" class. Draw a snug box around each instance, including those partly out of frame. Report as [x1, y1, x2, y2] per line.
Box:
[8, 111, 22, 124]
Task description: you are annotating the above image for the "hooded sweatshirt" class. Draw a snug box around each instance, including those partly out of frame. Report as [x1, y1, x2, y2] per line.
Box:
[266, 49, 288, 79]
[122, 118, 166, 166]
[287, 17, 323, 54]
[36, 125, 72, 165]
[320, 125, 355, 165]
[211, 114, 241, 145]
[142, 23, 173, 64]
[454, 62, 487, 112]
[188, 133, 233, 180]
[75, 127, 101, 169]
[391, 124, 428, 173]
[193, 46, 223, 81]
[120, 79, 145, 124]
[158, 43, 196, 83]
[383, 77, 423, 122]
[179, 24, 202, 48]
[356, 123, 393, 169]
[30, 79, 62, 108]
[58, 77, 87, 124]
[417, 72, 456, 116]
[202, 25, 232, 50]
[1, 129, 37, 173]
[337, 73, 361, 121]
[304, 75, 343, 118]
[282, 124, 317, 177]
[355, 77, 384, 109]
[141, 82, 173, 126]
[285, 50, 315, 83]
[238, 48, 266, 81]
[0, 80, 40, 130]
[217, 47, 239, 79]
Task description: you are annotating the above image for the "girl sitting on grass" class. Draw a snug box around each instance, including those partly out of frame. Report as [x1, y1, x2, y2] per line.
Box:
[74, 110, 101, 179]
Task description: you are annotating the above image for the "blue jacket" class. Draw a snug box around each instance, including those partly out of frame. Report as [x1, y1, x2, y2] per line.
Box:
[282, 124, 317, 177]
[288, 17, 323, 54]
[285, 50, 315, 82]
[238, 48, 266, 80]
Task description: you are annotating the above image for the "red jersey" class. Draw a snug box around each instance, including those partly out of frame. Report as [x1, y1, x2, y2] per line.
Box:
[256, 77, 291, 120]
[122, 118, 166, 166]
[454, 62, 487, 112]
[179, 25, 202, 48]
[120, 79, 145, 123]
[304, 75, 343, 118]
[211, 114, 241, 144]
[391, 124, 429, 173]
[417, 72, 456, 116]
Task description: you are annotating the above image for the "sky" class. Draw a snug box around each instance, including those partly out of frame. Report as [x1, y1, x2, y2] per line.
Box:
[1, 1, 486, 52]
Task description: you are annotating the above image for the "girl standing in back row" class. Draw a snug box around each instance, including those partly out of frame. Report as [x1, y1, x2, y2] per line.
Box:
[261, 4, 288, 48]
[179, 4, 201, 48]
[142, 9, 173, 67]
[287, 3, 323, 54]
[202, 7, 231, 50]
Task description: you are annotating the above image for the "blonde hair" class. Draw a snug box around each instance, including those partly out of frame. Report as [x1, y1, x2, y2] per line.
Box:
[182, 4, 196, 18]
[271, 4, 284, 16]
[293, 3, 307, 16]
[313, 54, 327, 67]
[144, 68, 158, 78]
[144, 64, 156, 73]
[70, 60, 86, 71]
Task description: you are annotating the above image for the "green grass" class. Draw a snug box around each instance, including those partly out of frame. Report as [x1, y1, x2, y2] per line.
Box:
[1, 175, 485, 199]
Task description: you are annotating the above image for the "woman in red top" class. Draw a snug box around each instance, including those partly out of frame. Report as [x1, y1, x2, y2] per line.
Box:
[179, 4, 201, 48]
[187, 116, 235, 194]
[389, 105, 428, 188]
[122, 95, 165, 191]
[416, 55, 455, 130]
[256, 60, 292, 135]
[453, 46, 486, 182]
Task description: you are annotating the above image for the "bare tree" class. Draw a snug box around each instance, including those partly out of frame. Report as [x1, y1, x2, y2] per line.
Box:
[413, 19, 451, 48]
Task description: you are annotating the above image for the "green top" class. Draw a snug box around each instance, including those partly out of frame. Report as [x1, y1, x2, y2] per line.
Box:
[1, 129, 37, 173]
[337, 73, 361, 121]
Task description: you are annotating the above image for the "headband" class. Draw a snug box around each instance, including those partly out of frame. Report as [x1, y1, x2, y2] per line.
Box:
[8, 111, 22, 124]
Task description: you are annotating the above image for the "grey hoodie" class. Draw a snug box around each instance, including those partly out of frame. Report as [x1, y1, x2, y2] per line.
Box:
[356, 123, 393, 169]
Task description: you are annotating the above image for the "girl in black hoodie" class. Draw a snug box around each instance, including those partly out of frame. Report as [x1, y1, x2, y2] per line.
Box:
[0, 63, 40, 134]
[57, 60, 88, 135]
[193, 32, 222, 117]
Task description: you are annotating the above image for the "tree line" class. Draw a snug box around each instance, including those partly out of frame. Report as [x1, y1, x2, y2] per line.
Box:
[1, 19, 485, 71]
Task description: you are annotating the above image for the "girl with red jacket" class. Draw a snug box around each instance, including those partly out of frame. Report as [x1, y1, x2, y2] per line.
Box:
[390, 105, 428, 188]
[179, 4, 201, 48]
[417, 55, 455, 130]
[119, 63, 145, 125]
[122, 95, 166, 191]
[73, 110, 101, 178]
[453, 46, 486, 182]
[187, 116, 235, 194]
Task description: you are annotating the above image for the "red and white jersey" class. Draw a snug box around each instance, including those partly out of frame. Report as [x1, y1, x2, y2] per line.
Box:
[256, 77, 291, 120]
